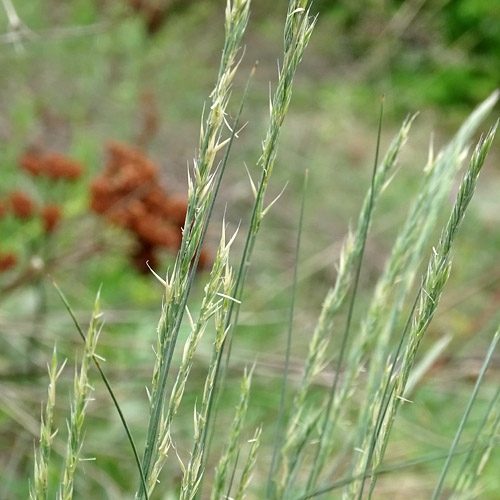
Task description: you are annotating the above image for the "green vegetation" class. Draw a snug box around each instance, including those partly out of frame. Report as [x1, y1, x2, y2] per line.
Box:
[1, 1, 499, 499]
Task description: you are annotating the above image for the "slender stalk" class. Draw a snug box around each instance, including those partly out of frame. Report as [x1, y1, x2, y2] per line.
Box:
[266, 170, 308, 498]
[224, 449, 240, 500]
[306, 97, 385, 492]
[450, 382, 500, 498]
[432, 329, 499, 500]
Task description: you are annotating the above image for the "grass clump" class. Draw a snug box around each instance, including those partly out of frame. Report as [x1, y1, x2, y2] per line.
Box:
[27, 1, 499, 499]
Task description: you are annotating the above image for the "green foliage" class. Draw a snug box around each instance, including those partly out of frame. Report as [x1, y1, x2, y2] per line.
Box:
[314, 0, 500, 108]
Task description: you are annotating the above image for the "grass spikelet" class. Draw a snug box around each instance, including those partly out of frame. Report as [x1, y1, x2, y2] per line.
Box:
[148, 222, 239, 496]
[234, 426, 262, 500]
[58, 294, 102, 500]
[204, 0, 317, 470]
[137, 2, 251, 496]
[277, 111, 413, 495]
[338, 95, 499, 500]
[353, 122, 498, 500]
[210, 365, 255, 500]
[30, 348, 66, 500]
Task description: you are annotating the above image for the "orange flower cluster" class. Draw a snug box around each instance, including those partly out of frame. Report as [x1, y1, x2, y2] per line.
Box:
[90, 142, 207, 272]
[14, 149, 80, 236]
[0, 149, 78, 273]
[0, 192, 30, 273]
[40, 204, 62, 233]
[0, 252, 17, 272]
[0, 190, 62, 272]
[0, 191, 62, 233]
[9, 191, 35, 219]
[20, 152, 83, 180]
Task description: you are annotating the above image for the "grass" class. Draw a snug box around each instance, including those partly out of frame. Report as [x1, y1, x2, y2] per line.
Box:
[0, 1, 499, 499]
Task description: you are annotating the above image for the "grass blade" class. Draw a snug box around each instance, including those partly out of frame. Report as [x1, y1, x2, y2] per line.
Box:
[306, 96, 386, 493]
[266, 169, 308, 498]
[432, 328, 499, 500]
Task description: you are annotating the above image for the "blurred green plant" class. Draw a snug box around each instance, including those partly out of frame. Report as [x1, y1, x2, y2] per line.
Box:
[314, 0, 500, 108]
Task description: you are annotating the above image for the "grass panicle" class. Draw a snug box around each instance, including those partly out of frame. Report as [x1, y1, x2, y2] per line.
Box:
[343, 96, 499, 500]
[275, 110, 413, 498]
[137, 1, 251, 497]
[54, 282, 149, 498]
[58, 293, 102, 500]
[30, 348, 66, 500]
[211, 365, 255, 500]
[225, 0, 316, 328]
[202, 0, 317, 481]
[147, 221, 239, 496]
[352, 122, 498, 500]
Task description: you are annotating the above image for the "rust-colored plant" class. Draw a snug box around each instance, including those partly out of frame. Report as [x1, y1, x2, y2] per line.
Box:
[9, 191, 35, 219]
[40, 204, 62, 233]
[90, 141, 208, 272]
[20, 151, 83, 181]
[0, 252, 17, 272]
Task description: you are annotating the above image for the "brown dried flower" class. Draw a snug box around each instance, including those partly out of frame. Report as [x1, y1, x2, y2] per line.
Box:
[19, 154, 43, 176]
[0, 252, 17, 272]
[134, 215, 182, 248]
[9, 191, 35, 219]
[41, 204, 62, 233]
[19, 151, 84, 181]
[90, 141, 209, 272]
[44, 154, 83, 180]
[162, 196, 187, 226]
[107, 142, 157, 180]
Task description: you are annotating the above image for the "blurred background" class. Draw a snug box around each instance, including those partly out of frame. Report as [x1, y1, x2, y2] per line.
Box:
[0, 0, 499, 498]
